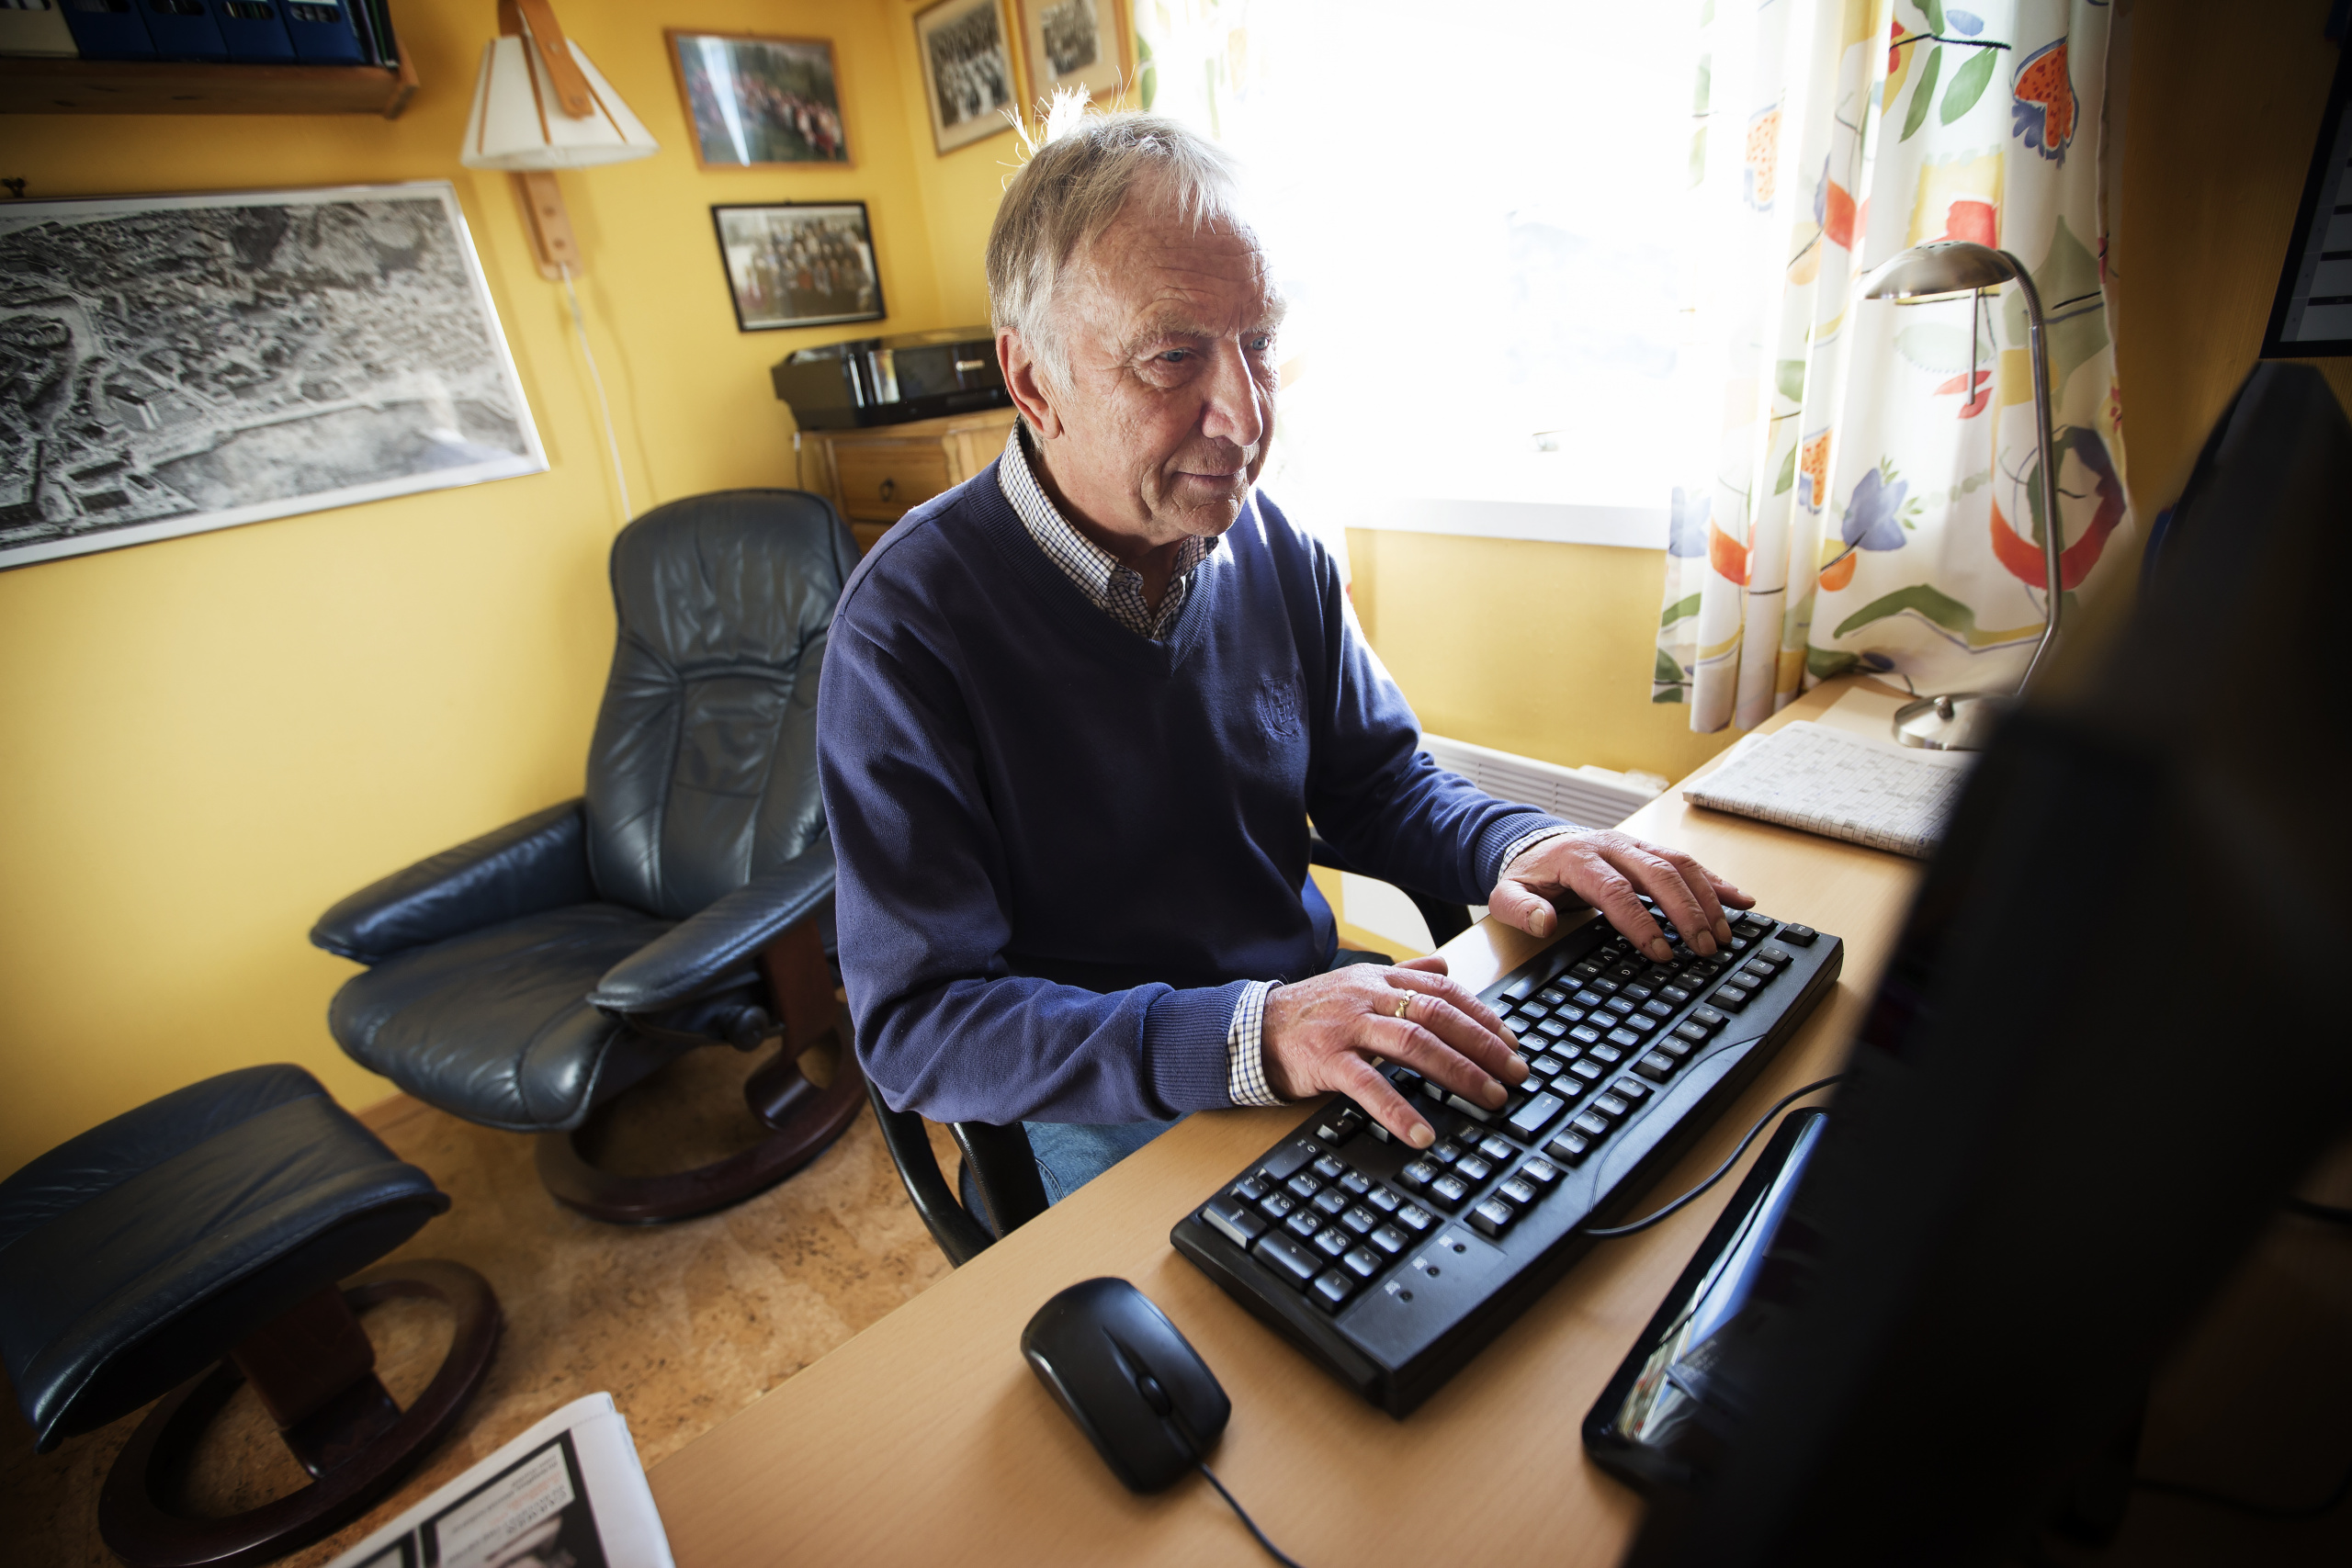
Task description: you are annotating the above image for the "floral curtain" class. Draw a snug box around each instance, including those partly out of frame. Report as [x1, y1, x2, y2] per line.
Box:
[1654, 0, 2132, 731]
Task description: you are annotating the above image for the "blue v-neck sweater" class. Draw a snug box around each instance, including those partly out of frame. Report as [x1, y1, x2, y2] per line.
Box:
[817, 463, 1559, 1125]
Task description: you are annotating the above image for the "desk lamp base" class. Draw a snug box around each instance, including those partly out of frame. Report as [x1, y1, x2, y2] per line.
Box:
[1892, 692, 2014, 751]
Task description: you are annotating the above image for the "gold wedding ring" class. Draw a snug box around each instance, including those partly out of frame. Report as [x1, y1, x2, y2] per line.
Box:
[1392, 995, 1413, 1019]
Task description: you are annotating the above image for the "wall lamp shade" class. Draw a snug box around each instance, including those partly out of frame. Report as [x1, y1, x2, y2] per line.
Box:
[459, 32, 658, 171]
[1860, 240, 2064, 752]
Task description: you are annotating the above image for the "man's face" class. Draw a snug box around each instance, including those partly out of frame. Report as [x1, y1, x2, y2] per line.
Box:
[1010, 189, 1283, 551]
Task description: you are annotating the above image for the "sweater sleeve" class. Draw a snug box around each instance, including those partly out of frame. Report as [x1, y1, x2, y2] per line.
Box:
[1276, 502, 1568, 905]
[819, 604, 1244, 1125]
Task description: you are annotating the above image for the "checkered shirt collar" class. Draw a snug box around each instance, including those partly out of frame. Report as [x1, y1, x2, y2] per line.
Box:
[997, 424, 1218, 641]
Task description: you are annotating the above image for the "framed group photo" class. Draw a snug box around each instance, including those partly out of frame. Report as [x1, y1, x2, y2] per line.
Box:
[1016, 0, 1131, 107]
[666, 29, 850, 170]
[914, 0, 1021, 155]
[712, 202, 886, 333]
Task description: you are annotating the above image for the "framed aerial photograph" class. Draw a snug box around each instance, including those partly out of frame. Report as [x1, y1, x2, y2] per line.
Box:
[711, 202, 886, 332]
[0, 182, 543, 572]
[665, 29, 851, 171]
[1016, 0, 1131, 107]
[914, 0, 1021, 155]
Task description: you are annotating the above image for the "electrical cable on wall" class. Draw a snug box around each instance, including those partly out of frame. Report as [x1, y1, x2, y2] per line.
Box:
[560, 262, 633, 523]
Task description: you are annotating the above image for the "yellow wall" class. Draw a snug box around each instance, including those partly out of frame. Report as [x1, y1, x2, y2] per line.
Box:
[5, 0, 2344, 1171]
[0, 0, 966, 1174]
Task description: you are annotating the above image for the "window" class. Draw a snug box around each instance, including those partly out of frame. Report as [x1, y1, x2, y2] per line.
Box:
[1136, 0, 1698, 547]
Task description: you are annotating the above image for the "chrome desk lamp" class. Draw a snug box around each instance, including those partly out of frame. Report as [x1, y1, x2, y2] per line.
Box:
[1858, 242, 2062, 751]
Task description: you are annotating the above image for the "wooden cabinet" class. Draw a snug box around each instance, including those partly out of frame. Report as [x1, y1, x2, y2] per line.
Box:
[795, 406, 1018, 553]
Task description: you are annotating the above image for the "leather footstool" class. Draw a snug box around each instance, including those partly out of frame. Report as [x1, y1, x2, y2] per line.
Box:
[0, 1064, 500, 1567]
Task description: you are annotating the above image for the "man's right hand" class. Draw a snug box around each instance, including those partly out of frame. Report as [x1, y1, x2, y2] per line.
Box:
[1260, 955, 1528, 1149]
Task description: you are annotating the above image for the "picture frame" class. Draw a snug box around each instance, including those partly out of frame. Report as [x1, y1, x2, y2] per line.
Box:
[0, 181, 544, 572]
[2260, 43, 2352, 359]
[1014, 0, 1131, 108]
[711, 202, 887, 333]
[914, 0, 1022, 155]
[664, 29, 852, 172]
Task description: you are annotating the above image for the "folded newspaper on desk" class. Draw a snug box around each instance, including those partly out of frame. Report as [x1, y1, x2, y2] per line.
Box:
[1682, 719, 1974, 859]
[324, 1393, 673, 1568]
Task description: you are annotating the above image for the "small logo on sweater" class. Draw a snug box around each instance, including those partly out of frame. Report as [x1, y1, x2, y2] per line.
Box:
[1256, 679, 1301, 738]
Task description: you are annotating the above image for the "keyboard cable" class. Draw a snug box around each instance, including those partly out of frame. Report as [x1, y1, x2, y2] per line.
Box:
[1199, 1461, 1307, 1568]
[1579, 1074, 1849, 1239]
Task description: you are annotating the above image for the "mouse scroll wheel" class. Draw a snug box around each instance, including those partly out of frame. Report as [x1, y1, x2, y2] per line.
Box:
[1135, 1372, 1172, 1416]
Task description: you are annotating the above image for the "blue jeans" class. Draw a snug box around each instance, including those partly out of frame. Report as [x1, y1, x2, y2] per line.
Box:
[1010, 947, 1398, 1210]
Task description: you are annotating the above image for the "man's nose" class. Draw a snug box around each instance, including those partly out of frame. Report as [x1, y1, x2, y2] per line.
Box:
[1198, 340, 1269, 451]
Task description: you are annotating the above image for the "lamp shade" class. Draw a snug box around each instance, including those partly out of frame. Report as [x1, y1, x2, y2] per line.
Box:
[460, 32, 658, 172]
[1860, 241, 2019, 302]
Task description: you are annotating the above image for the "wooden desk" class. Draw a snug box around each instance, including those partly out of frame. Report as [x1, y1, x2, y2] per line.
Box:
[648, 680, 1921, 1565]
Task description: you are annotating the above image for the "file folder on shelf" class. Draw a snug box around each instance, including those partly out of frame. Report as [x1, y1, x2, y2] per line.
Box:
[283, 0, 363, 62]
[58, 0, 155, 59]
[214, 0, 293, 61]
[133, 0, 226, 60]
[0, 1, 82, 57]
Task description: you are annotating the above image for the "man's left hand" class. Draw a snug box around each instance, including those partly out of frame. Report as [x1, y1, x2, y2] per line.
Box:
[1486, 829, 1755, 963]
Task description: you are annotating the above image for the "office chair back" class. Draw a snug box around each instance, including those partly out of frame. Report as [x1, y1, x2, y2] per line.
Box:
[587, 491, 855, 919]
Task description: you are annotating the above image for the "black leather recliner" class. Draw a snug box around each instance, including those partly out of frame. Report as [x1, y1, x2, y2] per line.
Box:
[868, 838, 1474, 1264]
[311, 490, 865, 1223]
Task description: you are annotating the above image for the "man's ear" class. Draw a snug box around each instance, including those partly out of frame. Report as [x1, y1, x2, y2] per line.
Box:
[999, 329, 1063, 441]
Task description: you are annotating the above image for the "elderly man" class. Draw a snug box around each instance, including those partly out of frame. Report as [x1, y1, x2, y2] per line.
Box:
[817, 111, 1750, 1206]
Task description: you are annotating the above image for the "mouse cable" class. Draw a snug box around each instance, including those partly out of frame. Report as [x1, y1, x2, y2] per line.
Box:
[1579, 1075, 1848, 1240]
[1198, 1461, 1307, 1568]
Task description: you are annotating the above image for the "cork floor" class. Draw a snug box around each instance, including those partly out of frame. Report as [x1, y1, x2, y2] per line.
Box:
[0, 1042, 963, 1568]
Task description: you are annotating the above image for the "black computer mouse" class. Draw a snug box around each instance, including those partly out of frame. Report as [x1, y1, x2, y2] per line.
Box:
[1021, 1277, 1232, 1493]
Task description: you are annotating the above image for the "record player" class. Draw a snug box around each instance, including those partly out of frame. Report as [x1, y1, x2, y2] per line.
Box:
[772, 327, 1011, 430]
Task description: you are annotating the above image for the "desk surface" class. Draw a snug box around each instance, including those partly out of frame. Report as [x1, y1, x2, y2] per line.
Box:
[647, 680, 1923, 1566]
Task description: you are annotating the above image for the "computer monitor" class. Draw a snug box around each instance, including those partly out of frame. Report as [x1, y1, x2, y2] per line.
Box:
[1619, 363, 2352, 1567]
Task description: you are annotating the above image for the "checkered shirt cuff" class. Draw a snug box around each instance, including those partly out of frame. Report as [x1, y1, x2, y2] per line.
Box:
[1225, 980, 1284, 1108]
[1495, 822, 1583, 880]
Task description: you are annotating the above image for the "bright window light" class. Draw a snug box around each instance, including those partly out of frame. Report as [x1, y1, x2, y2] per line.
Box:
[1141, 0, 1698, 547]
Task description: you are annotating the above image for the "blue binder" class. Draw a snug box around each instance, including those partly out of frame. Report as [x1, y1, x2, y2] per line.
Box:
[215, 0, 294, 62]
[282, 0, 364, 62]
[59, 0, 157, 60]
[133, 0, 227, 60]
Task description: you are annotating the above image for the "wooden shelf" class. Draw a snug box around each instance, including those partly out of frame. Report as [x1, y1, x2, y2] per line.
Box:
[0, 48, 418, 118]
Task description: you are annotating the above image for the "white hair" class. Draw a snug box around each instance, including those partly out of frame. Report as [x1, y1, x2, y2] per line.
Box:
[986, 92, 1248, 391]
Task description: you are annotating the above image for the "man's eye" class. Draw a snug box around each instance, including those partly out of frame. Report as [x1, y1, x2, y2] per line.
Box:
[1155, 349, 1192, 365]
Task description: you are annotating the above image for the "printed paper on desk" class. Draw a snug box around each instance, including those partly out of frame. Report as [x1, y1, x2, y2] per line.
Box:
[324, 1393, 673, 1568]
[1682, 720, 1973, 860]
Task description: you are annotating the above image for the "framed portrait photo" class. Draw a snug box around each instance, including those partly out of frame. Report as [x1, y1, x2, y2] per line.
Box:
[1016, 0, 1130, 107]
[712, 202, 887, 333]
[914, 0, 1021, 155]
[666, 30, 851, 170]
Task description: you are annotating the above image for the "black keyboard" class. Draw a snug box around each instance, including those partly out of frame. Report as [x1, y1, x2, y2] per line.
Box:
[1170, 898, 1843, 1416]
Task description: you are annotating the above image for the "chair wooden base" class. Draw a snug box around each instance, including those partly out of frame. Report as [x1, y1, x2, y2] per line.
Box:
[98, 1259, 501, 1568]
[535, 1027, 866, 1224]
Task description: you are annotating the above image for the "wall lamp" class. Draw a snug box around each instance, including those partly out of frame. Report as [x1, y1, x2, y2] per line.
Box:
[458, 0, 657, 279]
[1859, 240, 2061, 752]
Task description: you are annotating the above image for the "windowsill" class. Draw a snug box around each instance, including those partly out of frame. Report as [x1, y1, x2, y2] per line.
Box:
[1341, 496, 1669, 550]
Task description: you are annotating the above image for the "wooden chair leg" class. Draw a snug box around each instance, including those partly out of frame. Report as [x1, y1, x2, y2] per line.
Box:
[98, 1260, 500, 1568]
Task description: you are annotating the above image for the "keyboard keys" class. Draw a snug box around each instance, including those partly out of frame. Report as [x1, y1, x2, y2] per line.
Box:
[1621, 983, 1655, 1002]
[1286, 1172, 1322, 1201]
[1545, 1131, 1591, 1164]
[1741, 959, 1778, 984]
[1568, 1058, 1605, 1082]
[1534, 1016, 1571, 1040]
[1530, 1055, 1566, 1078]
[1499, 1176, 1538, 1206]
[1660, 985, 1693, 1006]
[1311, 1270, 1354, 1311]
[1778, 923, 1817, 946]
[1453, 1155, 1494, 1183]
[1477, 1134, 1516, 1163]
[1619, 1014, 1659, 1035]
[1690, 1006, 1727, 1032]
[1313, 1226, 1351, 1258]
[1312, 1155, 1346, 1180]
[1430, 1174, 1471, 1209]
[1259, 1191, 1295, 1221]
[1445, 1092, 1498, 1124]
[1260, 1142, 1315, 1181]
[1235, 1175, 1269, 1203]
[1568, 1024, 1605, 1046]
[1607, 1027, 1643, 1048]
[1312, 1189, 1349, 1217]
[1342, 1247, 1383, 1280]
[1396, 1203, 1435, 1233]
[1338, 1169, 1372, 1197]
[1517, 1157, 1561, 1187]
[1341, 1205, 1377, 1236]
[1611, 1077, 1652, 1104]
[1593, 1092, 1631, 1120]
[1710, 984, 1752, 1011]
[1468, 1198, 1517, 1237]
[1254, 1231, 1320, 1288]
[1204, 1198, 1270, 1247]
[1589, 1044, 1624, 1065]
[1285, 1209, 1323, 1238]
[1398, 1159, 1436, 1190]
[1367, 1186, 1402, 1213]
[1369, 1223, 1408, 1255]
[1430, 1139, 1465, 1167]
[1506, 1092, 1565, 1138]
[1674, 1021, 1710, 1045]
[1569, 1111, 1611, 1140]
[1315, 1111, 1363, 1145]
[1641, 999, 1675, 1021]
[1760, 945, 1792, 967]
[1634, 1051, 1679, 1081]
[1535, 986, 1569, 1007]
